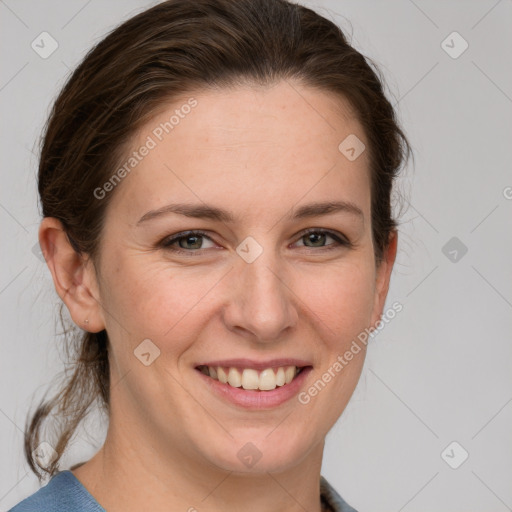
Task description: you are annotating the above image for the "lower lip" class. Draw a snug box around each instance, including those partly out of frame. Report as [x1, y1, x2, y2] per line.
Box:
[196, 367, 313, 409]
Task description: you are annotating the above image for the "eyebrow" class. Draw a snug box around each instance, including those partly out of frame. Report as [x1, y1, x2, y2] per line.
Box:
[136, 200, 364, 225]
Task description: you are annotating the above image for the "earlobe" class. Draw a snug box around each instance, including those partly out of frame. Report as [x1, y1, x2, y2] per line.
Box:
[370, 230, 398, 328]
[38, 217, 106, 332]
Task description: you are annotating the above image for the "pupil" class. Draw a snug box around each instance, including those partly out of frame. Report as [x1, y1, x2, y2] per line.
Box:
[181, 235, 201, 249]
[307, 233, 325, 246]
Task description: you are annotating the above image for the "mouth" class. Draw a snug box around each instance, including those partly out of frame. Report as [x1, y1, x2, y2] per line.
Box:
[195, 364, 308, 392]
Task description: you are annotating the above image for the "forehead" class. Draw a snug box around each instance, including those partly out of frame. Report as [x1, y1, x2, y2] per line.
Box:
[106, 81, 371, 224]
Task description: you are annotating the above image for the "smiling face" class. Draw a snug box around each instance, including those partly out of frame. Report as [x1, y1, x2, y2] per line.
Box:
[85, 80, 396, 474]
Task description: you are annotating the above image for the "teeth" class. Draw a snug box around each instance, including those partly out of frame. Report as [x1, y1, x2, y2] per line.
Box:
[228, 367, 242, 387]
[241, 369, 259, 390]
[275, 367, 285, 386]
[284, 366, 296, 384]
[217, 367, 228, 384]
[259, 369, 277, 390]
[199, 365, 302, 391]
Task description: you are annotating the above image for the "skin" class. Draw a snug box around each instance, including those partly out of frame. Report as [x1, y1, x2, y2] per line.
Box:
[39, 80, 397, 512]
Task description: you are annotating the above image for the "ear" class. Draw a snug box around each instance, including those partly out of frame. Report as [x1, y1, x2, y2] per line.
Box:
[38, 217, 106, 333]
[370, 230, 398, 328]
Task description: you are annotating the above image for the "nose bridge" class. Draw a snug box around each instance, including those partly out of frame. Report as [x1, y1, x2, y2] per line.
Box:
[224, 239, 297, 341]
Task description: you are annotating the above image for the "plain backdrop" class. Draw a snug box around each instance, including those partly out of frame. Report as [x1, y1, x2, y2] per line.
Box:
[1, 1, 511, 511]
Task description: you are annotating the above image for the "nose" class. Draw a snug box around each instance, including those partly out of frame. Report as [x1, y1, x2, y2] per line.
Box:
[222, 249, 298, 343]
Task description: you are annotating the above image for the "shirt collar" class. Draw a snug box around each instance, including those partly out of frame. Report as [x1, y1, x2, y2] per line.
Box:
[320, 475, 358, 512]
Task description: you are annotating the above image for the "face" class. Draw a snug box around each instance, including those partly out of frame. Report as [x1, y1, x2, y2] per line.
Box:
[76, 81, 395, 473]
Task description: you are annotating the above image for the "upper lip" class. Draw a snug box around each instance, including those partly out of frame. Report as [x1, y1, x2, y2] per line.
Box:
[195, 358, 313, 371]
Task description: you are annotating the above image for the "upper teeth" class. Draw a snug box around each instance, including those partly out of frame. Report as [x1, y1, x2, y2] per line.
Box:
[199, 365, 300, 391]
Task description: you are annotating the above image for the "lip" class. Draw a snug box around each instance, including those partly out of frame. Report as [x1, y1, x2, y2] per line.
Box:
[195, 365, 313, 409]
[194, 358, 312, 371]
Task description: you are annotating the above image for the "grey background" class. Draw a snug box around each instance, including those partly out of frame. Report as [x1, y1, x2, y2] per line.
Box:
[1, 1, 511, 511]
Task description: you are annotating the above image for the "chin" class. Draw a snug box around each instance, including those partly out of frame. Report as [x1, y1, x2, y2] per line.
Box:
[200, 428, 318, 474]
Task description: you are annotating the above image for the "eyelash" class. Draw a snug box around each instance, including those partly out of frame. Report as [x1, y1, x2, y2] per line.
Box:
[159, 228, 352, 256]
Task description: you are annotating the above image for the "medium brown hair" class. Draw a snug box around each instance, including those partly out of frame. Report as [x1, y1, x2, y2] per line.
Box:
[26, 0, 412, 481]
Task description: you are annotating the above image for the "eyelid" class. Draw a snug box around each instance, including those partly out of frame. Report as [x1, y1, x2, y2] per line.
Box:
[160, 228, 352, 254]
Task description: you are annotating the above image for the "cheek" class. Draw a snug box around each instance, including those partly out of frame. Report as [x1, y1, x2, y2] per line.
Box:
[295, 259, 376, 342]
[106, 260, 220, 343]
[102, 251, 376, 356]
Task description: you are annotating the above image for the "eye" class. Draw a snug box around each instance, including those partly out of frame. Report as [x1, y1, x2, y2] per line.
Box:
[293, 228, 351, 250]
[159, 228, 352, 256]
[160, 230, 216, 254]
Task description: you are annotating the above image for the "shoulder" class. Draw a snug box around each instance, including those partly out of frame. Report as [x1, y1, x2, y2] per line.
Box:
[320, 475, 359, 512]
[8, 470, 105, 512]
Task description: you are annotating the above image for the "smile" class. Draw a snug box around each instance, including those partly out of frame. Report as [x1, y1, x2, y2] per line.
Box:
[196, 365, 305, 391]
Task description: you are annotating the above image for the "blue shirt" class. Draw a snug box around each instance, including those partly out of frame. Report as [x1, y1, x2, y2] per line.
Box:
[9, 470, 358, 511]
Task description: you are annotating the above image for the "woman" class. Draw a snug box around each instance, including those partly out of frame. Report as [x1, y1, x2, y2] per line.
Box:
[10, 0, 411, 510]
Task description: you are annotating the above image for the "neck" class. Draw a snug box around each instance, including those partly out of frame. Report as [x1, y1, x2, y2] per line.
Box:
[73, 419, 326, 512]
